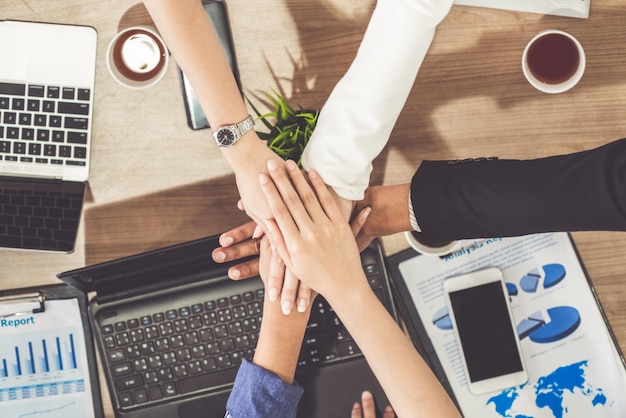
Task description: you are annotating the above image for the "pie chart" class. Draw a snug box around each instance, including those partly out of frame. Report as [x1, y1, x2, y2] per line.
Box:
[543, 264, 566, 288]
[519, 263, 566, 293]
[516, 311, 546, 339]
[517, 306, 581, 343]
[432, 306, 453, 330]
[520, 269, 541, 293]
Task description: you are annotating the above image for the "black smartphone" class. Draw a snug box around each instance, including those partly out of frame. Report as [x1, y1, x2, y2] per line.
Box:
[178, 0, 241, 130]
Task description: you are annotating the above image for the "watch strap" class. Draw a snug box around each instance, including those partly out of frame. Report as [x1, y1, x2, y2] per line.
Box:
[212, 115, 255, 147]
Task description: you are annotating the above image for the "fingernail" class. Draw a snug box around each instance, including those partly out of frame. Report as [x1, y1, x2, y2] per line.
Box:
[267, 159, 278, 171]
[230, 269, 241, 279]
[259, 173, 269, 184]
[221, 236, 233, 246]
[269, 287, 279, 302]
[362, 207, 372, 219]
[286, 160, 297, 171]
[362, 390, 373, 400]
[352, 403, 361, 411]
[213, 251, 226, 261]
[297, 299, 307, 313]
[308, 169, 319, 179]
[252, 225, 263, 239]
[281, 300, 292, 315]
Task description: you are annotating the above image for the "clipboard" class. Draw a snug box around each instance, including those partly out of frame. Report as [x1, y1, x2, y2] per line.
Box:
[0, 283, 104, 418]
[386, 232, 626, 417]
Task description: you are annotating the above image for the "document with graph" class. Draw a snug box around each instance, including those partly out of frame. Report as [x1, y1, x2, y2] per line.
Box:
[0, 285, 102, 418]
[388, 232, 626, 418]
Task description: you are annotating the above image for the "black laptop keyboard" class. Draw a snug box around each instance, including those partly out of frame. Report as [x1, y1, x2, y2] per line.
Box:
[0, 186, 83, 250]
[100, 254, 391, 410]
[0, 82, 91, 167]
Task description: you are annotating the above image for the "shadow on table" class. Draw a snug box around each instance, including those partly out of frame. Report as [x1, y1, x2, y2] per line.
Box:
[83, 174, 249, 266]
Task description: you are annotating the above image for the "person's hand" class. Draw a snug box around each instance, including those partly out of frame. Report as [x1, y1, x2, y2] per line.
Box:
[351, 391, 395, 418]
[329, 186, 354, 223]
[259, 158, 369, 299]
[213, 206, 371, 313]
[212, 220, 312, 314]
[352, 184, 413, 251]
[212, 221, 262, 280]
[228, 138, 287, 229]
[352, 192, 378, 251]
[259, 236, 322, 317]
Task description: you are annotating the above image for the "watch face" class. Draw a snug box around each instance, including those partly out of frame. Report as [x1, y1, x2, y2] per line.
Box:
[216, 128, 235, 146]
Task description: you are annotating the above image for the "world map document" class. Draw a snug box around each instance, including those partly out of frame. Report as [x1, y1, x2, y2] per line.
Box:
[396, 232, 626, 418]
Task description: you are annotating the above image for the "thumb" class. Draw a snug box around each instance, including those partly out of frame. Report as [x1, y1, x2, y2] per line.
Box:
[350, 207, 371, 237]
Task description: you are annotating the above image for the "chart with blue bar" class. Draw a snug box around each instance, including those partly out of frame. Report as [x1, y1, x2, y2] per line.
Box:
[0, 298, 96, 418]
[0, 329, 85, 400]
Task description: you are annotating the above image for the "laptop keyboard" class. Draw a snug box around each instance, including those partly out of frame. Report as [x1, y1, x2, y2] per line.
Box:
[100, 256, 390, 410]
[0, 184, 83, 251]
[0, 82, 91, 167]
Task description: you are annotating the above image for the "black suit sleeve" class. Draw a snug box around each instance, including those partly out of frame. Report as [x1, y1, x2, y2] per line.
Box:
[411, 138, 626, 245]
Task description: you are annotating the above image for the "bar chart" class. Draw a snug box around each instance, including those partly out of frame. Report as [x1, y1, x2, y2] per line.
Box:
[0, 329, 86, 402]
[0, 332, 78, 377]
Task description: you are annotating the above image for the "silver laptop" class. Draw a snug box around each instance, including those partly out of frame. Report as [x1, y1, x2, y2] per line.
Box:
[0, 20, 97, 252]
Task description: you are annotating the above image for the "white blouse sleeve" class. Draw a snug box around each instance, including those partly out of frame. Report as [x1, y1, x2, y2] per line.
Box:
[301, 0, 453, 200]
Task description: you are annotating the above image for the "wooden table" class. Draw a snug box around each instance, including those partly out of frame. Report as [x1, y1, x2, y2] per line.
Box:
[2, 1, 626, 416]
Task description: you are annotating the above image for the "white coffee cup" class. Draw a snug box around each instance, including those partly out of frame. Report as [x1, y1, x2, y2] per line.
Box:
[107, 26, 169, 89]
[405, 231, 463, 256]
[522, 29, 585, 94]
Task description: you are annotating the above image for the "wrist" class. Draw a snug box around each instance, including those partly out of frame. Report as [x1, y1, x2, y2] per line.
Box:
[253, 297, 310, 383]
[324, 278, 381, 334]
[220, 131, 270, 169]
[363, 184, 412, 237]
[323, 272, 371, 311]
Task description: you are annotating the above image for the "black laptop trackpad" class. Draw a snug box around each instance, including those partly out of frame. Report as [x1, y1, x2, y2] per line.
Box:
[297, 358, 390, 418]
[177, 360, 387, 418]
[178, 391, 229, 418]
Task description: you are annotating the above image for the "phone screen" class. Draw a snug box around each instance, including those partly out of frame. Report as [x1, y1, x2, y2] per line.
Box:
[448, 281, 524, 383]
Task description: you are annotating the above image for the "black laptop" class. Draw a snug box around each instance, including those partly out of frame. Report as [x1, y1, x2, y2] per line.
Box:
[57, 234, 397, 418]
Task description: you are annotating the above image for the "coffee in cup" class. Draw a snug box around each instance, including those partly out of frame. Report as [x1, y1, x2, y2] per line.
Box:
[522, 29, 585, 94]
[107, 26, 169, 89]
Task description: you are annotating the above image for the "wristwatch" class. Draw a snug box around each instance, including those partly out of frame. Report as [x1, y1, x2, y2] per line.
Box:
[212, 115, 255, 147]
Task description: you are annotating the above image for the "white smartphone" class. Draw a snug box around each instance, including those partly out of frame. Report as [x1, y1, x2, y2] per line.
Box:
[444, 267, 528, 395]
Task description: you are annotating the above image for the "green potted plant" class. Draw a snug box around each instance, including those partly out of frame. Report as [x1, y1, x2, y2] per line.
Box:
[247, 90, 319, 167]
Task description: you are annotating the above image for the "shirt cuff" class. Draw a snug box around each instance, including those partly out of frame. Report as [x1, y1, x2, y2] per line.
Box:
[226, 359, 304, 418]
[408, 188, 421, 232]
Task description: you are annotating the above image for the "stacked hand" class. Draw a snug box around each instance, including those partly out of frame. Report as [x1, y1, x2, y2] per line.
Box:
[213, 160, 370, 314]
[258, 159, 368, 301]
